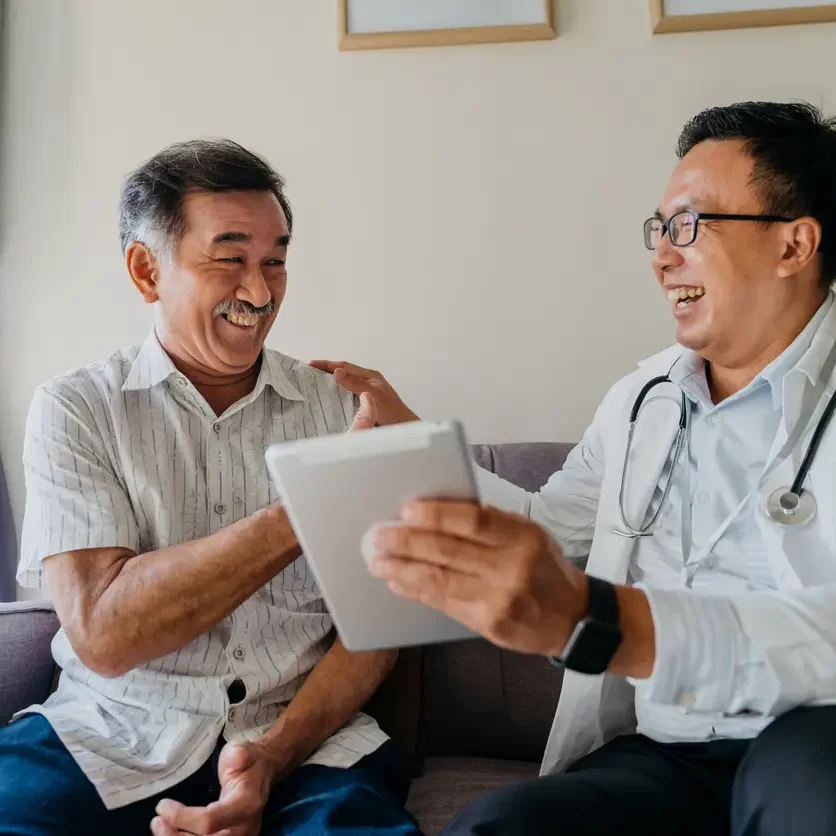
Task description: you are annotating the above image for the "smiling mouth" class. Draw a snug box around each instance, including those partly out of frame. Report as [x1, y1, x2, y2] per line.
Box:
[221, 313, 260, 328]
[667, 287, 705, 309]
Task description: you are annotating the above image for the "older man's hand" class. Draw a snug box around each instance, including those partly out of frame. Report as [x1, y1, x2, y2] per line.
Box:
[366, 501, 590, 657]
[151, 741, 280, 836]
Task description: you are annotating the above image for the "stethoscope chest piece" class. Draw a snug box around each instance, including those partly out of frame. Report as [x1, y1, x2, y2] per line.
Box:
[763, 486, 817, 527]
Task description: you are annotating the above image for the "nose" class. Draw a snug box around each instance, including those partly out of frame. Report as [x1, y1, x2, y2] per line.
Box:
[236, 265, 272, 310]
[651, 228, 684, 280]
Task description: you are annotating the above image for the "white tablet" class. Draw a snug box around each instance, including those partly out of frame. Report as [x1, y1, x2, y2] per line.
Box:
[264, 420, 478, 651]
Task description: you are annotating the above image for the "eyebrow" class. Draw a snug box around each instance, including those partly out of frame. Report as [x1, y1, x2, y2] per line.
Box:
[211, 232, 292, 247]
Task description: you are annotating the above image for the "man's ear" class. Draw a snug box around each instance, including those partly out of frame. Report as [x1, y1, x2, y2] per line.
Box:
[777, 216, 821, 280]
[126, 241, 161, 303]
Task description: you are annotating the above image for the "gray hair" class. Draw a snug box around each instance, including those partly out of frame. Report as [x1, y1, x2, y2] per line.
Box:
[119, 139, 293, 257]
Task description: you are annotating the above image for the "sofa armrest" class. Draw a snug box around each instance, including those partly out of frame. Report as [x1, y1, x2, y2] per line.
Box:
[0, 601, 60, 724]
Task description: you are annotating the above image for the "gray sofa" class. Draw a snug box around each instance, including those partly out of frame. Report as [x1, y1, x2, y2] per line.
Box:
[0, 442, 573, 835]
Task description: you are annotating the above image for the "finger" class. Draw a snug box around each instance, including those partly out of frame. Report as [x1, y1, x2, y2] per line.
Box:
[156, 797, 250, 835]
[401, 501, 535, 547]
[369, 526, 490, 575]
[334, 369, 374, 397]
[307, 359, 341, 373]
[309, 360, 375, 380]
[372, 555, 485, 616]
[150, 817, 180, 836]
[350, 392, 377, 431]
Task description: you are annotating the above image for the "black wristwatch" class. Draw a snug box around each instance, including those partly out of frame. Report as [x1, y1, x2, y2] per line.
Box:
[550, 576, 623, 675]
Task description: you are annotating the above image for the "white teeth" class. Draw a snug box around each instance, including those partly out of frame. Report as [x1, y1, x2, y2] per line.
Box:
[676, 300, 689, 308]
[688, 288, 696, 298]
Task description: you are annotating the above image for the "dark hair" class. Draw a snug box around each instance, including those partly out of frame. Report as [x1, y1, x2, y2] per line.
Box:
[119, 139, 292, 255]
[676, 101, 836, 286]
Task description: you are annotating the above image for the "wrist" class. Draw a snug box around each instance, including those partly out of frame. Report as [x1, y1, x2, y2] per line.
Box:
[261, 503, 301, 564]
[609, 586, 655, 678]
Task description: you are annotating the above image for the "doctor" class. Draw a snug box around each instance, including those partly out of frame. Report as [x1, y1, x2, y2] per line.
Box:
[314, 101, 836, 835]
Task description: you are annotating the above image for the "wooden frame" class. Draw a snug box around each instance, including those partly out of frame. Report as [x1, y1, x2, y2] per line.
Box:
[338, 0, 556, 51]
[651, 0, 836, 33]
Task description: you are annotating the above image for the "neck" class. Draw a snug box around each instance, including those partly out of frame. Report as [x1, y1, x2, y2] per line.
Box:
[156, 331, 261, 416]
[707, 291, 827, 403]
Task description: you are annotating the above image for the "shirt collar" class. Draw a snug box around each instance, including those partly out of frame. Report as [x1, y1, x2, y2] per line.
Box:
[665, 291, 835, 410]
[759, 292, 833, 408]
[122, 332, 180, 392]
[122, 331, 307, 402]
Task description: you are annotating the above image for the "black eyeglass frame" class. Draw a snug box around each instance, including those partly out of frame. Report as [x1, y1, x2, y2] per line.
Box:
[643, 211, 793, 250]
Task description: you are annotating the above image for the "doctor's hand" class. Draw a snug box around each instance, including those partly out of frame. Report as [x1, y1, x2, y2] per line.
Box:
[349, 392, 378, 432]
[366, 501, 591, 657]
[152, 741, 281, 836]
[308, 360, 419, 427]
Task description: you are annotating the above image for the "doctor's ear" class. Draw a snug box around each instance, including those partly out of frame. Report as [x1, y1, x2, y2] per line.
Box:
[776, 217, 822, 280]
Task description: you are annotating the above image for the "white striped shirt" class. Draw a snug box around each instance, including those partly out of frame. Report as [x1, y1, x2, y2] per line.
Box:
[15, 331, 387, 810]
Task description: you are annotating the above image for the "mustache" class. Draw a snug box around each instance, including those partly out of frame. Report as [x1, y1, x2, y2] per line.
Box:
[213, 298, 275, 319]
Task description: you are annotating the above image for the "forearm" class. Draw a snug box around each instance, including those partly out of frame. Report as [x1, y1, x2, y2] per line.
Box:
[62, 503, 300, 675]
[257, 639, 397, 776]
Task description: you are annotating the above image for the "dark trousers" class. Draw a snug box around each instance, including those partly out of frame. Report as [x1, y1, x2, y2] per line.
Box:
[0, 714, 421, 836]
[444, 706, 836, 836]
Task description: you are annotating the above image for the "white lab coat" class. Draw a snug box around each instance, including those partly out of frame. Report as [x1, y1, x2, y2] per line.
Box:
[477, 295, 836, 776]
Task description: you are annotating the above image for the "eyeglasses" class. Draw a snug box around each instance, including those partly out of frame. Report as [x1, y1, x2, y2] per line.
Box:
[643, 211, 793, 250]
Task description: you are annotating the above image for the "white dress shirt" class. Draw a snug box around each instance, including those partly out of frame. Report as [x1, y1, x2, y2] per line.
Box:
[16, 332, 387, 810]
[632, 295, 832, 743]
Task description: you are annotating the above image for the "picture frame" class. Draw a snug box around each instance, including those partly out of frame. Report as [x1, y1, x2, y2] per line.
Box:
[650, 0, 836, 34]
[338, 0, 556, 52]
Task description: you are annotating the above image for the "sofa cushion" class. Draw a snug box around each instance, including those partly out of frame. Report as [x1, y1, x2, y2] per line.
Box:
[422, 638, 563, 762]
[407, 756, 539, 836]
[0, 601, 59, 724]
[362, 646, 424, 776]
[471, 442, 574, 494]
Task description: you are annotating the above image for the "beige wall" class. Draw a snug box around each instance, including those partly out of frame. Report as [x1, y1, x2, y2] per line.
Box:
[1, 0, 835, 591]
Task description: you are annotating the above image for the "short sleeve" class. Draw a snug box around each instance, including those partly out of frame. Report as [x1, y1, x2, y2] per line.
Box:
[17, 384, 141, 589]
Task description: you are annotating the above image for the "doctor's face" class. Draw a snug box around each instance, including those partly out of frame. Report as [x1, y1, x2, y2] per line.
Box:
[651, 139, 796, 365]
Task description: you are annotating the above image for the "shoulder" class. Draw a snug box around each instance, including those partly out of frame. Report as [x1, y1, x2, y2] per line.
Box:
[30, 345, 141, 427]
[596, 344, 683, 417]
[265, 350, 353, 416]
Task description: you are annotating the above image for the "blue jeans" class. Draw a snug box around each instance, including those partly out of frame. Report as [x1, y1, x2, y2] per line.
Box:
[0, 715, 420, 835]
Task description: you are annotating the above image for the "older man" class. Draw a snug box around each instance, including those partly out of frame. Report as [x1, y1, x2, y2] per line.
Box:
[320, 101, 836, 836]
[0, 140, 420, 836]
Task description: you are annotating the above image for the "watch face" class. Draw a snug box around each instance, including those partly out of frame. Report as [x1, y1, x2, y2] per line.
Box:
[564, 618, 623, 676]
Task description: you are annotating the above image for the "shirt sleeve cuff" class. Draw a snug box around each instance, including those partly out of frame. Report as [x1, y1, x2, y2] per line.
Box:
[474, 466, 532, 516]
[631, 585, 744, 713]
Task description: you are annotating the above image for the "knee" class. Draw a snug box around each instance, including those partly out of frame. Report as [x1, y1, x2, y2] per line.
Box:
[443, 776, 590, 836]
[443, 781, 543, 836]
[733, 706, 836, 836]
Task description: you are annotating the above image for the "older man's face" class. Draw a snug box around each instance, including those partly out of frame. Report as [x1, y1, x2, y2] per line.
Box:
[651, 139, 793, 368]
[155, 190, 289, 374]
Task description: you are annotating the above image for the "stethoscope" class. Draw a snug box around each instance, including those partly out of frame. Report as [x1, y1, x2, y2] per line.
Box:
[615, 366, 836, 538]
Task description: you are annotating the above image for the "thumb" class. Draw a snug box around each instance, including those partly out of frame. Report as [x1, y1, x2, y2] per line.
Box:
[218, 742, 255, 784]
[350, 392, 377, 431]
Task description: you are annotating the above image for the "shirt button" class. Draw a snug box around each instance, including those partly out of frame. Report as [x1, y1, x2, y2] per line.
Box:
[678, 691, 696, 709]
[710, 414, 722, 425]
[213, 422, 221, 433]
[706, 557, 718, 569]
[698, 491, 712, 504]
[233, 646, 245, 660]
[177, 377, 187, 387]
[214, 503, 227, 515]
[228, 708, 236, 721]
